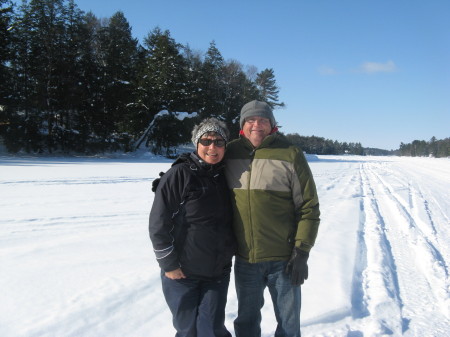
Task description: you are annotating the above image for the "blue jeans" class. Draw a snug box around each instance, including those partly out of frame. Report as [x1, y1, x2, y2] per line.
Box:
[161, 271, 231, 337]
[234, 257, 301, 337]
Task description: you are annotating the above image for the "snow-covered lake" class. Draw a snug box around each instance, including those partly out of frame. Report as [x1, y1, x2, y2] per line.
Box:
[1, 154, 449, 337]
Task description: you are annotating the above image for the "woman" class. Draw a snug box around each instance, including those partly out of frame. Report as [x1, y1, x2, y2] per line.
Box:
[149, 118, 235, 337]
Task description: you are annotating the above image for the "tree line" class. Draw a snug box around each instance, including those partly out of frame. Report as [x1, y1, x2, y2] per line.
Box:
[397, 137, 449, 158]
[0, 0, 284, 155]
[285, 134, 365, 156]
[1, 1, 447, 158]
[285, 134, 448, 158]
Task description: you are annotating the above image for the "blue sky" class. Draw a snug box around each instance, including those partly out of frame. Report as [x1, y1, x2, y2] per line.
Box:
[74, 0, 449, 150]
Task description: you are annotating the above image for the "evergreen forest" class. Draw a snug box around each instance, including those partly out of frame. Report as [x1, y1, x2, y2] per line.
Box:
[397, 138, 449, 158]
[1, 0, 448, 157]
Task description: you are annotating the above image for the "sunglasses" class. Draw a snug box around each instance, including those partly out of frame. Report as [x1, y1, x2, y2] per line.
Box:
[198, 138, 226, 147]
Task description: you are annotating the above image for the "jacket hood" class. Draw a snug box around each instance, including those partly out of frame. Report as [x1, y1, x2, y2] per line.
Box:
[171, 152, 191, 167]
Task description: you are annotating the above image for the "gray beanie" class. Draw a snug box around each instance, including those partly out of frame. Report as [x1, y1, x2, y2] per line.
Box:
[191, 117, 230, 147]
[239, 100, 276, 129]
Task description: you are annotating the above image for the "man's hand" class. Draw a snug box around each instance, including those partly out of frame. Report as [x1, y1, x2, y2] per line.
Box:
[165, 268, 186, 280]
[285, 247, 309, 286]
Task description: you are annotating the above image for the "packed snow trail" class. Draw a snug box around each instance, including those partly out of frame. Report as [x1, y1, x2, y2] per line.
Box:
[363, 162, 450, 334]
[0, 155, 449, 337]
[301, 157, 450, 337]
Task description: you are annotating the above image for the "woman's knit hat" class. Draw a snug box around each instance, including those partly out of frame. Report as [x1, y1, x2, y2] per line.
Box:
[239, 100, 276, 128]
[191, 117, 230, 147]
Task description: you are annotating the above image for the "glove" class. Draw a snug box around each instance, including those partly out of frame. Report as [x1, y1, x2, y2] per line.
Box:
[285, 247, 309, 286]
[151, 172, 165, 192]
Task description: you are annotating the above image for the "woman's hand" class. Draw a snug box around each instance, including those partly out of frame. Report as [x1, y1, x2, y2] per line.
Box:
[165, 268, 186, 280]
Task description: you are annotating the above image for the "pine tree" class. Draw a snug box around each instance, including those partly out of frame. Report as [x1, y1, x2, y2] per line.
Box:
[96, 11, 138, 141]
[137, 27, 190, 150]
[53, 0, 88, 151]
[255, 68, 285, 108]
[199, 41, 226, 119]
[7, 0, 69, 152]
[139, 27, 187, 113]
[221, 60, 259, 138]
[181, 44, 204, 114]
[0, 0, 13, 107]
[0, 0, 14, 150]
[60, 10, 105, 152]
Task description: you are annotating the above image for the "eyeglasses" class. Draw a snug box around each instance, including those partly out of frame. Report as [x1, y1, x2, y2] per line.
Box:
[245, 117, 270, 125]
[198, 138, 226, 147]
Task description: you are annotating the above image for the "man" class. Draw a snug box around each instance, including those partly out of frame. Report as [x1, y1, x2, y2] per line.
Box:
[224, 100, 320, 337]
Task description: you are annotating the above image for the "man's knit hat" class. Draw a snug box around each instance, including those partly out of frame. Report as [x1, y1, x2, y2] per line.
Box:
[191, 117, 230, 147]
[239, 100, 276, 128]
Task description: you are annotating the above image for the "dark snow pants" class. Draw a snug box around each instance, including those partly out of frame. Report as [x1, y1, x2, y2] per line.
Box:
[161, 271, 231, 337]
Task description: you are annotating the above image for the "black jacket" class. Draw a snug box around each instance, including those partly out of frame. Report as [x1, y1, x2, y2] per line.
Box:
[149, 152, 235, 280]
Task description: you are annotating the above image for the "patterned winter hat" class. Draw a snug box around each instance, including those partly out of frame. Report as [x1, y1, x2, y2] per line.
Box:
[191, 118, 230, 147]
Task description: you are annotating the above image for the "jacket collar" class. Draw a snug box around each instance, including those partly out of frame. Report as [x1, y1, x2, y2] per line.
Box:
[239, 132, 278, 151]
[172, 152, 224, 174]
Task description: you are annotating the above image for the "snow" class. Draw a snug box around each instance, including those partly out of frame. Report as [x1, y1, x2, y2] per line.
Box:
[1, 154, 449, 337]
[154, 110, 198, 120]
[132, 111, 197, 150]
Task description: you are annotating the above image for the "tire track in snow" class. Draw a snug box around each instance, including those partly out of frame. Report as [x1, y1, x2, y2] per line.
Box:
[369, 165, 449, 275]
[349, 166, 369, 320]
[23, 272, 166, 337]
[366, 165, 450, 325]
[0, 176, 151, 186]
[355, 163, 404, 335]
[304, 162, 406, 337]
[411, 183, 450, 264]
[368, 163, 449, 260]
[321, 169, 352, 192]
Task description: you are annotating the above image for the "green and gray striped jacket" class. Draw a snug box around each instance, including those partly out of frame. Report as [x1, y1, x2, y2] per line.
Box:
[225, 133, 320, 263]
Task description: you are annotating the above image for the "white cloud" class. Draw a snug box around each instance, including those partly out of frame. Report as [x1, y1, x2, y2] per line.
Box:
[318, 65, 338, 75]
[358, 60, 397, 74]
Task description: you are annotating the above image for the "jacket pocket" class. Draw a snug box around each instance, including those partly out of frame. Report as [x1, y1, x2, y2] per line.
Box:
[180, 226, 217, 277]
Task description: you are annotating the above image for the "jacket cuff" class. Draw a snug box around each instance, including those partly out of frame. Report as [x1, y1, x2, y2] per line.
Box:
[295, 241, 313, 253]
[157, 253, 180, 272]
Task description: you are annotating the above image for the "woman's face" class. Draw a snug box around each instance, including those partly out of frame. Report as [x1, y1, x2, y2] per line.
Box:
[197, 133, 226, 165]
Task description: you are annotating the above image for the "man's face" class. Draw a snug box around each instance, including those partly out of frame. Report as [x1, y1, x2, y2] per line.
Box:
[242, 116, 272, 147]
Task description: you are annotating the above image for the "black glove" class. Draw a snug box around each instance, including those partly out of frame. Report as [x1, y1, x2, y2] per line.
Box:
[285, 247, 309, 286]
[151, 172, 165, 192]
